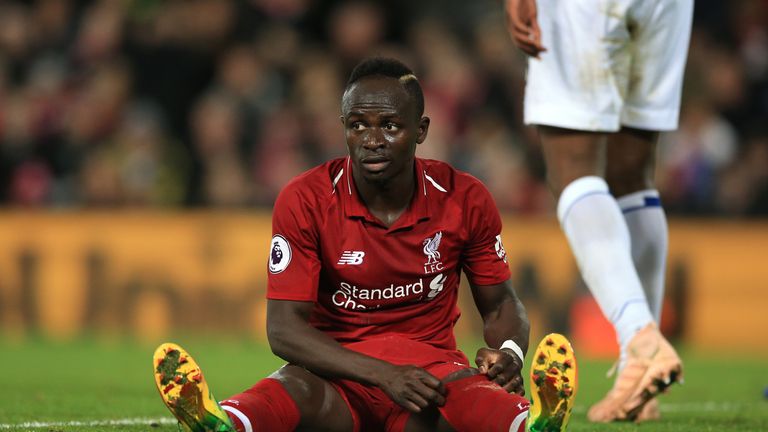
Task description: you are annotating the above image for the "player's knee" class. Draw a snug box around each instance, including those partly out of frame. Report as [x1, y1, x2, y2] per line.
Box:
[220, 378, 301, 432]
[438, 374, 529, 432]
[268, 365, 318, 409]
[605, 164, 652, 196]
[268, 365, 353, 429]
[606, 133, 658, 195]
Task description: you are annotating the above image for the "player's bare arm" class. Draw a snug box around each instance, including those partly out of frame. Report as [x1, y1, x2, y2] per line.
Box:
[470, 280, 530, 395]
[504, 0, 546, 58]
[267, 299, 446, 413]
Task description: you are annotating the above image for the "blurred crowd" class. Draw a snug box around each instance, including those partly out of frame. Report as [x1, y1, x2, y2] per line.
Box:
[0, 0, 766, 215]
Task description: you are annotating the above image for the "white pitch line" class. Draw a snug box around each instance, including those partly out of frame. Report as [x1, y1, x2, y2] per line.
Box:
[0, 417, 177, 430]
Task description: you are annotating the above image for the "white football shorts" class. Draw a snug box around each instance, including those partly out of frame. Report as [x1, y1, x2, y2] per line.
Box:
[523, 0, 694, 132]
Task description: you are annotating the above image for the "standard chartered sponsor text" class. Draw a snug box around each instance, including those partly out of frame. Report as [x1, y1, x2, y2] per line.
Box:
[332, 279, 425, 310]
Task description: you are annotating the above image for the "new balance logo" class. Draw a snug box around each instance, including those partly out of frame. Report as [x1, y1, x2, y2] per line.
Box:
[337, 251, 365, 265]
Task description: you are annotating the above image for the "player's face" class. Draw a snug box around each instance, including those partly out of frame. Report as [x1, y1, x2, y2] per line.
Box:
[341, 77, 429, 185]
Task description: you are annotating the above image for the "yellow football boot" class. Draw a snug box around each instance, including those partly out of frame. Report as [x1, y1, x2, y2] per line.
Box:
[153, 343, 235, 432]
[527, 333, 578, 432]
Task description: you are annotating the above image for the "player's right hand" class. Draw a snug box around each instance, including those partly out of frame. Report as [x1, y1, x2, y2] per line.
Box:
[504, 0, 546, 58]
[378, 365, 446, 413]
[475, 347, 525, 396]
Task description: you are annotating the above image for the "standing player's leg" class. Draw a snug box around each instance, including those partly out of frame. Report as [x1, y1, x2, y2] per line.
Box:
[540, 124, 653, 345]
[523, 0, 687, 422]
[153, 344, 354, 432]
[601, 128, 672, 422]
[545, 127, 682, 424]
[605, 128, 665, 422]
[606, 128, 664, 325]
[541, 125, 656, 372]
[586, 0, 693, 422]
[524, 0, 659, 378]
[608, 0, 693, 329]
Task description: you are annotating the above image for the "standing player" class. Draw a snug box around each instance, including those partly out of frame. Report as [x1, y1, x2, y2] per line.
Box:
[504, 0, 691, 423]
[152, 57, 578, 432]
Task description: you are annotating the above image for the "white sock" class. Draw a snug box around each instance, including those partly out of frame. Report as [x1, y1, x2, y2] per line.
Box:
[617, 189, 668, 323]
[557, 177, 654, 355]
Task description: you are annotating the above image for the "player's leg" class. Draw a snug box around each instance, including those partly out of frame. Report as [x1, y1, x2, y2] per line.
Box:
[541, 125, 656, 368]
[526, 0, 658, 369]
[405, 368, 530, 432]
[606, 128, 664, 325]
[538, 127, 605, 195]
[604, 128, 665, 422]
[610, 0, 693, 326]
[541, 127, 681, 423]
[524, 0, 682, 423]
[153, 343, 354, 432]
[220, 365, 355, 432]
[403, 334, 577, 432]
[585, 0, 693, 422]
[402, 407, 456, 432]
[402, 368, 478, 432]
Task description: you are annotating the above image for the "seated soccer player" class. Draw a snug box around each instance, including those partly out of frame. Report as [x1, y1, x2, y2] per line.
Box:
[153, 57, 578, 432]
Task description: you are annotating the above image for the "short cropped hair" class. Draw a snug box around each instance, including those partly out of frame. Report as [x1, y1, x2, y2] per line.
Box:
[346, 57, 424, 117]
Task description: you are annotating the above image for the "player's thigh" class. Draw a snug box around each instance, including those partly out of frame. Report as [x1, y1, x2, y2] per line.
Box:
[621, 0, 693, 131]
[269, 365, 354, 432]
[525, 0, 635, 132]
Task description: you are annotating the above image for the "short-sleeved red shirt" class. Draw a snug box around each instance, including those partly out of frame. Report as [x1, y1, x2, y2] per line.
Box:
[267, 157, 510, 351]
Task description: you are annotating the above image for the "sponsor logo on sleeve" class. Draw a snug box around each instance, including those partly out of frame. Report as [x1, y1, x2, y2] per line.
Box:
[495, 234, 507, 263]
[268, 235, 291, 274]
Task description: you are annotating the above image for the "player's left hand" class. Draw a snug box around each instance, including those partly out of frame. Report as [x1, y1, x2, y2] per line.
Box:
[475, 347, 525, 395]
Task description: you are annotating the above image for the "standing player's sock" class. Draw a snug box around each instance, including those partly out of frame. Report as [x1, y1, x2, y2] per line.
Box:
[220, 379, 300, 432]
[617, 189, 667, 323]
[557, 177, 654, 359]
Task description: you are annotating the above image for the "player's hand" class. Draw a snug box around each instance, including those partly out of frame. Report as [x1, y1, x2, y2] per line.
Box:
[504, 0, 546, 58]
[475, 347, 525, 395]
[378, 364, 446, 413]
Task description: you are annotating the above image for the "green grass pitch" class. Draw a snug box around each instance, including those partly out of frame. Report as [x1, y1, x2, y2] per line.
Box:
[1, 338, 766, 431]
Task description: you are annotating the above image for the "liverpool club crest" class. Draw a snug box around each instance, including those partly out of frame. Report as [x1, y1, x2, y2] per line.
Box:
[423, 231, 444, 274]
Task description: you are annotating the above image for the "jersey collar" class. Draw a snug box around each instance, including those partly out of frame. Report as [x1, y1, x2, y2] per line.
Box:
[343, 156, 431, 231]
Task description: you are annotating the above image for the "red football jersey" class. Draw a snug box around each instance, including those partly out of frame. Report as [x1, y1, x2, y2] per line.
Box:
[267, 157, 510, 351]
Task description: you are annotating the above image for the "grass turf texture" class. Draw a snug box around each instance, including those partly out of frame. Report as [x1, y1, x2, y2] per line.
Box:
[1, 338, 766, 431]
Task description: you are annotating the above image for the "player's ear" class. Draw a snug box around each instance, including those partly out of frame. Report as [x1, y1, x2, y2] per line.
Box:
[339, 115, 345, 125]
[416, 116, 430, 144]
